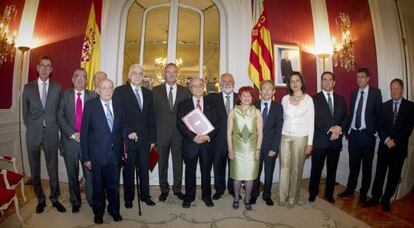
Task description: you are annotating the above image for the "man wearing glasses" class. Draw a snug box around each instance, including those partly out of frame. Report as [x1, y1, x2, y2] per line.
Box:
[22, 56, 66, 214]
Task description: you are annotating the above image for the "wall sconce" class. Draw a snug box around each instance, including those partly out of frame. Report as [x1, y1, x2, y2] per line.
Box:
[332, 12, 355, 71]
[0, 5, 17, 66]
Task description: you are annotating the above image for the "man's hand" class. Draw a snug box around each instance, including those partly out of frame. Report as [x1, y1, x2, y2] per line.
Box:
[73, 132, 81, 143]
[150, 143, 156, 150]
[385, 138, 396, 149]
[268, 150, 277, 157]
[128, 132, 138, 142]
[330, 132, 340, 141]
[83, 161, 92, 170]
[193, 135, 209, 144]
[329, 126, 342, 134]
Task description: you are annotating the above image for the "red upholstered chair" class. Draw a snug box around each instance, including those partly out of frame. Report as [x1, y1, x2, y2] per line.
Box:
[0, 170, 23, 221]
[0, 156, 27, 202]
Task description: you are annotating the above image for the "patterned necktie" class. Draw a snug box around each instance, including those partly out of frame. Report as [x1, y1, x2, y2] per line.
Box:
[134, 88, 142, 110]
[168, 86, 174, 110]
[75, 92, 82, 132]
[105, 102, 113, 132]
[393, 101, 398, 126]
[41, 82, 47, 109]
[262, 102, 268, 123]
[225, 95, 231, 114]
[327, 93, 334, 116]
[196, 99, 202, 111]
[355, 91, 364, 129]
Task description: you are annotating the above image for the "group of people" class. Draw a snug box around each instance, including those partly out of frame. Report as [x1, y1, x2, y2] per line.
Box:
[22, 55, 414, 225]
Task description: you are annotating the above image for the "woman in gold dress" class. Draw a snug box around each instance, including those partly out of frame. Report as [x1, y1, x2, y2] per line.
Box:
[227, 86, 263, 210]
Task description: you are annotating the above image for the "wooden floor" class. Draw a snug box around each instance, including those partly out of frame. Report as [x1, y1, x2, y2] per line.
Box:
[1, 179, 413, 227]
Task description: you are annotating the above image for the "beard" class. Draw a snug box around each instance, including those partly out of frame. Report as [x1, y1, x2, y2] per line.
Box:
[222, 87, 234, 94]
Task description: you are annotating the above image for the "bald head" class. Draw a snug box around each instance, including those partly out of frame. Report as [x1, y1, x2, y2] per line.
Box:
[97, 79, 114, 102]
[94, 71, 108, 89]
[219, 73, 235, 94]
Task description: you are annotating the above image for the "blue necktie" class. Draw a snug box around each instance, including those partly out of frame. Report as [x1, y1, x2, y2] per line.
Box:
[105, 102, 113, 132]
[262, 102, 268, 123]
[355, 91, 364, 129]
[135, 88, 142, 110]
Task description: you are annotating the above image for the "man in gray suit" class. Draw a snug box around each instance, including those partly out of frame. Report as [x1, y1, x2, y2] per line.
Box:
[22, 56, 66, 213]
[153, 63, 190, 201]
[57, 68, 97, 213]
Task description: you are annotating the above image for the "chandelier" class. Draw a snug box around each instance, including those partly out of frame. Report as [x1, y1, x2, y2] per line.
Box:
[154, 56, 183, 83]
[0, 5, 17, 66]
[332, 12, 354, 71]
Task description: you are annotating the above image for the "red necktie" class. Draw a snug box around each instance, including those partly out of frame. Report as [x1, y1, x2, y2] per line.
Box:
[196, 99, 202, 111]
[75, 92, 82, 132]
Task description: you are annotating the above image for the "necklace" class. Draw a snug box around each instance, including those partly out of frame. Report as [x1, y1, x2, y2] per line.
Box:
[292, 94, 303, 100]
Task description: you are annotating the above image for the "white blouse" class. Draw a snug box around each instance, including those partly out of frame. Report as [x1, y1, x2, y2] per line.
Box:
[281, 94, 315, 145]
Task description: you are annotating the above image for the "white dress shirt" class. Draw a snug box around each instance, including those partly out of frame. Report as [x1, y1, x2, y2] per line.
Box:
[222, 92, 234, 109]
[322, 90, 334, 110]
[37, 78, 50, 101]
[130, 84, 144, 107]
[261, 99, 272, 115]
[100, 99, 114, 117]
[192, 96, 204, 112]
[281, 94, 315, 145]
[165, 83, 177, 105]
[74, 89, 85, 110]
[350, 85, 369, 130]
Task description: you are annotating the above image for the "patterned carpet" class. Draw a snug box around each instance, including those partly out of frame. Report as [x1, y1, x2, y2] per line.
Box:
[2, 185, 369, 228]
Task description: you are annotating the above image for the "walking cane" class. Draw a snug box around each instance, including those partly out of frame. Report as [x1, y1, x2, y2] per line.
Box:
[134, 141, 142, 216]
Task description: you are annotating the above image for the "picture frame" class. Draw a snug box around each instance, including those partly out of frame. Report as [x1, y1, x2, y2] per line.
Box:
[273, 43, 301, 87]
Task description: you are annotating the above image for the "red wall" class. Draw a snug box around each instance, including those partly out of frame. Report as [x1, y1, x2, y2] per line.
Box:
[28, 0, 102, 90]
[265, 0, 317, 102]
[0, 0, 25, 109]
[326, 0, 378, 106]
[264, 0, 377, 106]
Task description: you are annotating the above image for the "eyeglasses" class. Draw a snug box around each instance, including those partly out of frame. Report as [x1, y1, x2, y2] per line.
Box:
[98, 87, 114, 92]
[38, 64, 52, 68]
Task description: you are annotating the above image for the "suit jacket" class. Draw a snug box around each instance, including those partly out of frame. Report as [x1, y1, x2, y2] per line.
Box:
[313, 92, 348, 150]
[80, 96, 126, 166]
[153, 83, 190, 142]
[22, 79, 62, 150]
[205, 92, 239, 154]
[347, 86, 382, 135]
[378, 98, 414, 158]
[114, 84, 156, 148]
[255, 100, 284, 153]
[57, 89, 97, 154]
[177, 97, 219, 158]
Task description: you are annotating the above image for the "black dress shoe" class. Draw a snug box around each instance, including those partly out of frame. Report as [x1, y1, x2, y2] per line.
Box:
[94, 215, 103, 224]
[308, 195, 316, 202]
[52, 201, 67, 213]
[364, 198, 379, 207]
[244, 200, 252, 211]
[264, 198, 274, 206]
[249, 197, 257, 205]
[159, 192, 169, 202]
[141, 198, 156, 206]
[72, 205, 80, 213]
[182, 201, 191, 208]
[203, 199, 214, 207]
[113, 214, 123, 222]
[36, 202, 46, 214]
[212, 192, 223, 200]
[382, 201, 390, 212]
[174, 192, 185, 200]
[337, 190, 353, 198]
[125, 201, 133, 208]
[325, 197, 335, 204]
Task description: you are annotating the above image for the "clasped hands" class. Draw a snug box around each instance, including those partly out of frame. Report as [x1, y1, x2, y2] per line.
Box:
[193, 134, 210, 144]
[329, 125, 342, 141]
[385, 138, 396, 149]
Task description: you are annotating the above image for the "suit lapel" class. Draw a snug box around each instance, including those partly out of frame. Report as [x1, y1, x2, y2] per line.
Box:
[128, 85, 142, 112]
[32, 81, 43, 109]
[97, 99, 112, 133]
[68, 89, 75, 120]
[44, 82, 54, 110]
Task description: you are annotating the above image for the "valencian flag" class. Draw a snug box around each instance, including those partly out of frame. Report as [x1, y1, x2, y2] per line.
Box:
[81, 1, 101, 90]
[248, 4, 273, 89]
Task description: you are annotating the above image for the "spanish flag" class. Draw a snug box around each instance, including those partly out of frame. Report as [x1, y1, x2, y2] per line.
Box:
[81, 1, 101, 90]
[248, 4, 273, 89]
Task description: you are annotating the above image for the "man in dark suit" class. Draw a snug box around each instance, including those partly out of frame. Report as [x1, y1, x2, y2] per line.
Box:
[114, 64, 156, 207]
[309, 72, 347, 204]
[57, 68, 96, 213]
[81, 79, 125, 224]
[280, 51, 293, 84]
[177, 77, 218, 208]
[365, 79, 414, 212]
[338, 68, 382, 204]
[251, 80, 283, 206]
[22, 56, 66, 213]
[205, 73, 238, 200]
[153, 63, 190, 202]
